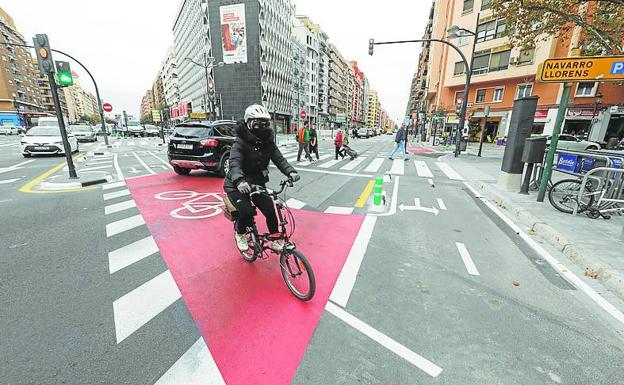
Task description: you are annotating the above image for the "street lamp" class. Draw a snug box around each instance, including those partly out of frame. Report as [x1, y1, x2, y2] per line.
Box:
[185, 55, 225, 120]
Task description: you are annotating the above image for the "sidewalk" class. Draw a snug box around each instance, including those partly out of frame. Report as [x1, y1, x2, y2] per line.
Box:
[418, 140, 506, 159]
[444, 152, 624, 300]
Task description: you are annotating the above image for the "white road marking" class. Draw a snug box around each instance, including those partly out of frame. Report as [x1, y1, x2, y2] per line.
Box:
[436, 162, 464, 180]
[113, 270, 181, 343]
[140, 140, 148, 146]
[318, 159, 342, 169]
[463, 182, 624, 326]
[455, 242, 480, 276]
[389, 159, 405, 175]
[102, 181, 126, 190]
[340, 156, 368, 171]
[373, 176, 401, 217]
[289, 166, 372, 179]
[106, 214, 145, 237]
[324, 206, 354, 215]
[0, 159, 35, 175]
[133, 152, 156, 175]
[325, 302, 443, 377]
[414, 161, 434, 178]
[285, 198, 306, 209]
[0, 177, 22, 184]
[113, 153, 124, 181]
[331, 215, 377, 307]
[105, 199, 137, 215]
[364, 158, 384, 173]
[109, 236, 158, 274]
[437, 198, 447, 210]
[154, 337, 225, 385]
[148, 151, 174, 169]
[428, 179, 434, 187]
[81, 164, 112, 172]
[103, 189, 131, 201]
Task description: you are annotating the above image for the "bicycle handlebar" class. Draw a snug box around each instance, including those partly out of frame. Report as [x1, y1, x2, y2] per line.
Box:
[250, 179, 294, 197]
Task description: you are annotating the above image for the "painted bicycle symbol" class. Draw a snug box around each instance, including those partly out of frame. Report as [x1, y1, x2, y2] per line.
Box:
[154, 190, 226, 220]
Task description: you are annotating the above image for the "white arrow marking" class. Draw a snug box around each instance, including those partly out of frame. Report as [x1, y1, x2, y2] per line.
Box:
[0, 160, 35, 175]
[437, 198, 447, 210]
[399, 198, 439, 215]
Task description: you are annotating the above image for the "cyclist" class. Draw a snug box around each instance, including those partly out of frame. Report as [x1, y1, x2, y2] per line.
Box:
[224, 104, 300, 252]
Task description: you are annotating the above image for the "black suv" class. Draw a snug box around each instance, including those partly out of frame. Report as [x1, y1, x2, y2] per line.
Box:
[167, 120, 237, 177]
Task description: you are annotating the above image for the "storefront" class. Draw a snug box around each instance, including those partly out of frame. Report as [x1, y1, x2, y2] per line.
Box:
[563, 107, 595, 138]
[470, 110, 510, 142]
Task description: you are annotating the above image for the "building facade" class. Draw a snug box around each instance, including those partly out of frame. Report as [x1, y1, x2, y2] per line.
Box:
[34, 64, 68, 118]
[290, 36, 308, 132]
[61, 72, 97, 123]
[152, 72, 165, 110]
[160, 46, 180, 107]
[328, 43, 349, 127]
[349, 61, 365, 127]
[141, 90, 155, 120]
[405, 2, 434, 120]
[366, 89, 378, 128]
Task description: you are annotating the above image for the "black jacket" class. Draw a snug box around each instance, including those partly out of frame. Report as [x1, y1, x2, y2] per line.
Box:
[395, 127, 406, 143]
[224, 121, 296, 193]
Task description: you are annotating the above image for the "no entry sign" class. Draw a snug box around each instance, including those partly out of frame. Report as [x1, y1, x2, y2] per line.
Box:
[300, 110, 307, 120]
[103, 103, 113, 112]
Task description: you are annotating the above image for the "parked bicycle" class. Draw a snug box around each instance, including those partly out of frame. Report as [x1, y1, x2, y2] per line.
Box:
[223, 179, 316, 301]
[548, 178, 595, 214]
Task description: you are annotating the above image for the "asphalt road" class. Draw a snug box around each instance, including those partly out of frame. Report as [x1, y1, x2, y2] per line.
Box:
[2, 133, 623, 384]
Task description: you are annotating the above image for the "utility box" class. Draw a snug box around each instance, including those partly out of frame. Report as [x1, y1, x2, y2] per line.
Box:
[522, 136, 548, 164]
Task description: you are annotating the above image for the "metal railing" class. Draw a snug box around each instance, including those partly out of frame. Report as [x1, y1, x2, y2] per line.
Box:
[573, 167, 624, 217]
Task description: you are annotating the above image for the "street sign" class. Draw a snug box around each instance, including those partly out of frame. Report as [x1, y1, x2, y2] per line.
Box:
[152, 110, 162, 122]
[103, 103, 113, 112]
[537, 55, 624, 82]
[300, 110, 307, 120]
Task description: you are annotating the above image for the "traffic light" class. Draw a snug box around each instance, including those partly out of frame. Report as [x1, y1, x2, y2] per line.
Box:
[207, 80, 215, 100]
[368, 39, 375, 56]
[55, 61, 73, 87]
[33, 34, 54, 75]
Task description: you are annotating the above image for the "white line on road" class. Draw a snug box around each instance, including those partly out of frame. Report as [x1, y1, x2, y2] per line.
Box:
[285, 198, 306, 209]
[331, 215, 377, 307]
[113, 270, 181, 343]
[373, 176, 400, 217]
[436, 162, 464, 180]
[324, 206, 354, 215]
[133, 152, 156, 175]
[289, 166, 372, 179]
[340, 156, 367, 171]
[428, 179, 434, 187]
[318, 159, 342, 169]
[113, 153, 124, 181]
[102, 181, 126, 190]
[148, 151, 174, 169]
[81, 164, 113, 172]
[455, 242, 480, 276]
[325, 302, 443, 377]
[364, 158, 384, 173]
[389, 159, 405, 175]
[463, 181, 624, 326]
[0, 159, 35, 175]
[414, 161, 434, 178]
[106, 214, 145, 237]
[103, 189, 131, 201]
[105, 199, 137, 215]
[0, 177, 22, 185]
[109, 236, 158, 274]
[154, 337, 225, 385]
[437, 198, 447, 210]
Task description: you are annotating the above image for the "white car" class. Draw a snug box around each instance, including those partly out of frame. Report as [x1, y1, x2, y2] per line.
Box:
[144, 125, 161, 137]
[21, 126, 79, 157]
[0, 126, 19, 135]
[547, 135, 601, 152]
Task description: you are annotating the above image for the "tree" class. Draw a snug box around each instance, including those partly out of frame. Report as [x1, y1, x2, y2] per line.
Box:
[492, 0, 624, 55]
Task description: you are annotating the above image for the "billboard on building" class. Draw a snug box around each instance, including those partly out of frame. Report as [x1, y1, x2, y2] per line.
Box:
[220, 4, 247, 64]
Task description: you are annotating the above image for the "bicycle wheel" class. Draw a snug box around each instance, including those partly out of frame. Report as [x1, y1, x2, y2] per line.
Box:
[548, 179, 594, 214]
[279, 249, 315, 301]
[238, 231, 259, 262]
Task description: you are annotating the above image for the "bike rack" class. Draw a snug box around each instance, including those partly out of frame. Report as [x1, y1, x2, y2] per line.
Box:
[573, 167, 624, 216]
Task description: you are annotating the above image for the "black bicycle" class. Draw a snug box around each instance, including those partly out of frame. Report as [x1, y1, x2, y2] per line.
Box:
[223, 179, 316, 301]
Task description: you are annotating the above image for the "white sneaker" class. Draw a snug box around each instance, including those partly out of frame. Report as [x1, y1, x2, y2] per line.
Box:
[235, 233, 249, 251]
[270, 239, 285, 252]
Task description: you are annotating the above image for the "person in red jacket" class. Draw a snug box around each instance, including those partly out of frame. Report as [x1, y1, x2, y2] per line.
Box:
[334, 130, 346, 160]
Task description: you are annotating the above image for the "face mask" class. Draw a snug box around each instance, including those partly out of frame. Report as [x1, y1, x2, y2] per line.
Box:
[254, 128, 273, 142]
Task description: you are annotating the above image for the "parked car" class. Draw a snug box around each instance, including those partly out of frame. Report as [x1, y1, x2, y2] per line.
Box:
[20, 126, 79, 157]
[0, 125, 19, 135]
[144, 125, 161, 137]
[69, 124, 97, 142]
[167, 120, 237, 177]
[357, 127, 370, 138]
[547, 135, 601, 151]
[36, 116, 70, 128]
[127, 121, 146, 137]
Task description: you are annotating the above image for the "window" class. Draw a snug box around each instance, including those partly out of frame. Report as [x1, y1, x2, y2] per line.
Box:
[576, 82, 596, 97]
[518, 48, 535, 65]
[489, 49, 511, 71]
[481, 0, 491, 10]
[517, 84, 533, 98]
[472, 50, 491, 74]
[493, 87, 504, 102]
[454, 61, 466, 75]
[475, 89, 487, 103]
[463, 0, 474, 13]
[477, 19, 506, 42]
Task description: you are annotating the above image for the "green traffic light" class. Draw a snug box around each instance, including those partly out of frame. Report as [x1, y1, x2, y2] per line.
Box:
[57, 71, 73, 87]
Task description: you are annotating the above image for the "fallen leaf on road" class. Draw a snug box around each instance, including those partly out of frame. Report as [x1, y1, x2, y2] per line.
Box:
[512, 280, 521, 287]
[528, 230, 537, 235]
[585, 270, 599, 279]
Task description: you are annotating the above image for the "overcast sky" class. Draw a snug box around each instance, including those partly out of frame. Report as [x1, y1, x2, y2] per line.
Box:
[3, 0, 430, 123]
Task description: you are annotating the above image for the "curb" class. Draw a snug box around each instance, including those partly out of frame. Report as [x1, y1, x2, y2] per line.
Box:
[471, 181, 624, 300]
[39, 176, 113, 191]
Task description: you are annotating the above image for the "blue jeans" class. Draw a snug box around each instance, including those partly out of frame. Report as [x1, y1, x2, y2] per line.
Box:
[388, 140, 408, 158]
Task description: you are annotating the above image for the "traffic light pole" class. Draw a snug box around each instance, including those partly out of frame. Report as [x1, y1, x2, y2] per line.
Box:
[48, 72, 77, 178]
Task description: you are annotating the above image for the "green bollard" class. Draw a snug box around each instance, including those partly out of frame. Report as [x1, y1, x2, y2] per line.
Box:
[373, 177, 383, 206]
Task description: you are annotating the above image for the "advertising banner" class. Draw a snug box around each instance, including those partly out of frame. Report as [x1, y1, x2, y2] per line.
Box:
[220, 4, 247, 64]
[555, 153, 579, 172]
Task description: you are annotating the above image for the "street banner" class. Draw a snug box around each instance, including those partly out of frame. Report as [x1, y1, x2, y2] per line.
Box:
[220, 4, 247, 64]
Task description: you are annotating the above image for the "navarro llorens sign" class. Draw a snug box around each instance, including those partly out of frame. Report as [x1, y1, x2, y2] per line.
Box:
[537, 56, 624, 83]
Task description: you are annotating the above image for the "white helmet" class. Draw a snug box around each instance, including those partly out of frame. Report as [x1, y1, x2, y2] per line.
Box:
[244, 104, 271, 123]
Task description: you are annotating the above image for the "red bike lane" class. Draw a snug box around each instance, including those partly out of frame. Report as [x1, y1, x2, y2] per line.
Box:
[126, 173, 365, 385]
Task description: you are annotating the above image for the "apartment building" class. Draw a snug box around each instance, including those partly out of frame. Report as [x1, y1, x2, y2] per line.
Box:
[366, 89, 378, 128]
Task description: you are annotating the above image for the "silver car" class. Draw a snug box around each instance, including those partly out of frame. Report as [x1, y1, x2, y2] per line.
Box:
[548, 135, 601, 151]
[69, 125, 97, 142]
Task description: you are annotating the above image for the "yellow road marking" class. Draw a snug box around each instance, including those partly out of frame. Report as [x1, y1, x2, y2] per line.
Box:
[355, 180, 375, 208]
[19, 153, 94, 194]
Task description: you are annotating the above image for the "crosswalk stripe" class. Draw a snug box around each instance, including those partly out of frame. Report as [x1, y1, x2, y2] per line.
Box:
[106, 214, 145, 237]
[108, 236, 159, 274]
[103, 189, 131, 201]
[324, 206, 354, 215]
[318, 159, 343, 169]
[285, 198, 306, 209]
[364, 158, 384, 173]
[389, 159, 405, 175]
[154, 338, 225, 385]
[113, 270, 181, 343]
[436, 162, 464, 180]
[340, 156, 367, 171]
[414, 161, 433, 178]
[105, 199, 137, 215]
[102, 181, 126, 190]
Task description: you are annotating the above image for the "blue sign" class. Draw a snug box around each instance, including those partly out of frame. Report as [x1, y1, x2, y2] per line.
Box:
[611, 62, 624, 75]
[556, 153, 579, 172]
[611, 158, 623, 169]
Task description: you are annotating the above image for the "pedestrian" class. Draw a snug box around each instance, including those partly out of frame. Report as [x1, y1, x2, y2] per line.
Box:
[296, 122, 312, 162]
[388, 124, 409, 160]
[334, 129, 346, 160]
[309, 124, 319, 160]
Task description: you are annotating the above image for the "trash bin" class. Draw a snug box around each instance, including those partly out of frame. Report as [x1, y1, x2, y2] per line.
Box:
[522, 136, 548, 164]
[460, 139, 468, 152]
